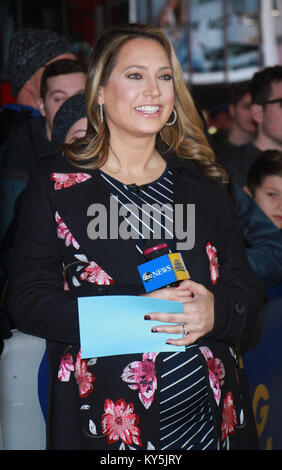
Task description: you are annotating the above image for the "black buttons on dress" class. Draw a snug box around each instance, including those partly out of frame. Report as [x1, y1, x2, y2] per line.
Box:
[235, 302, 245, 314]
[97, 286, 108, 295]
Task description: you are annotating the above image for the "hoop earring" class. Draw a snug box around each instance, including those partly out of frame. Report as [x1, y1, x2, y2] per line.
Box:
[165, 108, 177, 126]
[99, 103, 104, 123]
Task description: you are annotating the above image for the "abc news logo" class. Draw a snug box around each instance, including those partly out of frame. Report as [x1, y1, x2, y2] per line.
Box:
[143, 272, 153, 282]
[142, 265, 172, 282]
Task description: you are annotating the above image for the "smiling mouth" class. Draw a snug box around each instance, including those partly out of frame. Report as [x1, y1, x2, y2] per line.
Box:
[135, 105, 161, 114]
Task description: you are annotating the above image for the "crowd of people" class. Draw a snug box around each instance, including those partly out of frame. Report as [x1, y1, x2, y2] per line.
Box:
[208, 73, 282, 289]
[0, 23, 281, 451]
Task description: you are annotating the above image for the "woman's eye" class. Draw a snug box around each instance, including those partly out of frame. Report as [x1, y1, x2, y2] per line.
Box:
[127, 73, 142, 79]
[160, 74, 173, 81]
[267, 192, 277, 198]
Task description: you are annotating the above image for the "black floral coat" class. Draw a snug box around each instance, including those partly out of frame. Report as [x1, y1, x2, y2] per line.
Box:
[6, 151, 265, 450]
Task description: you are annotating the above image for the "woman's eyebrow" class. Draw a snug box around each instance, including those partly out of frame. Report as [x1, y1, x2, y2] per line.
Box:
[122, 65, 172, 72]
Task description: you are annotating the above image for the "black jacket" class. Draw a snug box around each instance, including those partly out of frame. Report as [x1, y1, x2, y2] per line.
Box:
[6, 151, 265, 450]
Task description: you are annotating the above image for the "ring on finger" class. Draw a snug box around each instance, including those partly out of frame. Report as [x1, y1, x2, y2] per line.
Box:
[182, 323, 188, 337]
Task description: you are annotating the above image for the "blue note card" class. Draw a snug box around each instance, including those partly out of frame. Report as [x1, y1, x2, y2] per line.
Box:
[78, 295, 185, 358]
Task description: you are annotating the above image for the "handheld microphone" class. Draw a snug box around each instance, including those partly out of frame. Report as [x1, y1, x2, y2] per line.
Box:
[137, 239, 190, 293]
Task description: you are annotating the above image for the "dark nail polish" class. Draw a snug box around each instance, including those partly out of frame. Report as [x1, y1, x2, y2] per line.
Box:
[151, 328, 157, 332]
[144, 315, 151, 320]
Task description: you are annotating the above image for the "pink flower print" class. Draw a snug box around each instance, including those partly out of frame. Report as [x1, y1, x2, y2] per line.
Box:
[62, 268, 70, 291]
[50, 172, 92, 191]
[121, 352, 159, 409]
[101, 398, 142, 447]
[58, 353, 74, 382]
[74, 351, 96, 398]
[206, 242, 219, 285]
[221, 391, 237, 441]
[200, 346, 225, 406]
[55, 211, 80, 249]
[79, 261, 114, 285]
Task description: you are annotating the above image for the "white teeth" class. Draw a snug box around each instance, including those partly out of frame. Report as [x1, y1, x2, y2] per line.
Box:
[136, 105, 160, 113]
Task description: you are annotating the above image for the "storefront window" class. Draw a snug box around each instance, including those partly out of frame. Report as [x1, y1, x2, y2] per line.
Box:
[1, 0, 281, 101]
[226, 0, 261, 75]
[133, 0, 263, 84]
[156, 0, 189, 75]
[190, 0, 224, 74]
[272, 0, 282, 63]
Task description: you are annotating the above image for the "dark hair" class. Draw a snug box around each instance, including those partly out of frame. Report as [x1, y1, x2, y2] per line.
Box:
[40, 58, 86, 100]
[247, 150, 282, 196]
[230, 80, 252, 105]
[209, 104, 229, 120]
[251, 65, 282, 104]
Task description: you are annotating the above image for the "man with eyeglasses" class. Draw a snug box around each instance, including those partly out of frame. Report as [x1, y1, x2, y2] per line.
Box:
[220, 65, 282, 188]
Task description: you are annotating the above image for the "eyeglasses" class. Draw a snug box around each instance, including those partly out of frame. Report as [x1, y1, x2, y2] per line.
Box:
[259, 97, 282, 106]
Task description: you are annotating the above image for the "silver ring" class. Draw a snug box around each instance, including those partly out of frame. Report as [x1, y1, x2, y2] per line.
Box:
[182, 324, 188, 337]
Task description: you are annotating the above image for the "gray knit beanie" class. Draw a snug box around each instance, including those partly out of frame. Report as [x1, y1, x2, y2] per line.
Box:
[52, 93, 87, 147]
[8, 28, 73, 96]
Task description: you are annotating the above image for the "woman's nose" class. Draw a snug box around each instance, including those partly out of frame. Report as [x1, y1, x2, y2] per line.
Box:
[143, 77, 161, 97]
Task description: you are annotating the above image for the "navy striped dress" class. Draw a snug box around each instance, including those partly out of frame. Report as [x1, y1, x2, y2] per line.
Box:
[99, 165, 216, 450]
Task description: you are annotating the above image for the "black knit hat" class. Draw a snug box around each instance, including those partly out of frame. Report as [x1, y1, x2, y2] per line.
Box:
[8, 28, 73, 96]
[52, 93, 87, 147]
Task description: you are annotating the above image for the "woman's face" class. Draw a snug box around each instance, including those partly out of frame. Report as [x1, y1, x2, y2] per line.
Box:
[99, 38, 175, 141]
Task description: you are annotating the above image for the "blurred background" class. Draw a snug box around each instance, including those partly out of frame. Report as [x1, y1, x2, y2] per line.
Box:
[1, 0, 282, 114]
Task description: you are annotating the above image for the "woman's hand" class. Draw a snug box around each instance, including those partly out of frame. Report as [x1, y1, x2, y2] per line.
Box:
[142, 279, 214, 346]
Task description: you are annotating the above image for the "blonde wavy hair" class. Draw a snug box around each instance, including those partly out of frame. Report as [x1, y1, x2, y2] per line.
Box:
[63, 23, 228, 185]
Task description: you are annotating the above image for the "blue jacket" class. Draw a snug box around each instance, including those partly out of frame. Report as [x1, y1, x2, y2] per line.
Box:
[233, 183, 282, 288]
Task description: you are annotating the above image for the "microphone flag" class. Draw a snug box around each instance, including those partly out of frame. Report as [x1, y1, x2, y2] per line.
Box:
[138, 252, 190, 293]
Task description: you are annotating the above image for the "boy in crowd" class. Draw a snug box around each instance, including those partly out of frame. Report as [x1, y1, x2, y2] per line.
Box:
[51, 92, 87, 147]
[232, 150, 282, 288]
[244, 150, 282, 231]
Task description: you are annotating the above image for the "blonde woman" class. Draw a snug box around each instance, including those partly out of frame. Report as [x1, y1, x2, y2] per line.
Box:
[7, 24, 264, 450]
